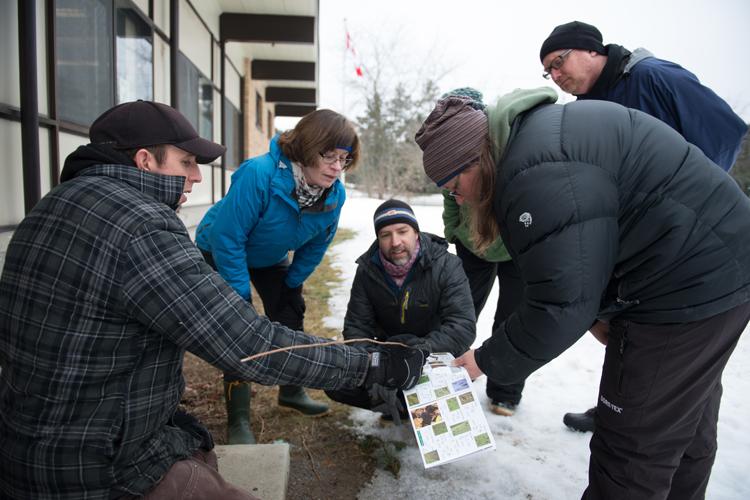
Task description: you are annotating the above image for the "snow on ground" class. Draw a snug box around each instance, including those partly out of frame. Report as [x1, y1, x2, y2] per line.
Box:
[324, 189, 750, 500]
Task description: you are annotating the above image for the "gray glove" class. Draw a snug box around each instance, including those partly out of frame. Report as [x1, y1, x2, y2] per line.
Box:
[369, 383, 406, 425]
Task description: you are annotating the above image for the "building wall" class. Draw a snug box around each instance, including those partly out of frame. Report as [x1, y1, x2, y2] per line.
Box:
[0, 0, 292, 268]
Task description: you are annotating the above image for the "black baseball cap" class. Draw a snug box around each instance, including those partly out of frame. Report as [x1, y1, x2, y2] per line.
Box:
[89, 100, 226, 164]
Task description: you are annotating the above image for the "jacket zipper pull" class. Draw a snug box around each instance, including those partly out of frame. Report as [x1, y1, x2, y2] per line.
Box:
[401, 290, 409, 324]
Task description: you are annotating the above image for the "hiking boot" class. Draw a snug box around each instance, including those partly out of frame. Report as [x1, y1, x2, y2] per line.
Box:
[489, 400, 517, 416]
[223, 381, 256, 444]
[278, 385, 330, 416]
[563, 407, 597, 432]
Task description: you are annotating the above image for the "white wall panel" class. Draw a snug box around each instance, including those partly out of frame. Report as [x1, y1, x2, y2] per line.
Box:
[153, 0, 170, 37]
[131, 0, 149, 17]
[36, 0, 49, 115]
[179, 0, 211, 78]
[225, 63, 241, 110]
[39, 127, 52, 196]
[154, 35, 171, 104]
[185, 0, 220, 39]
[0, 119, 25, 226]
[213, 89, 221, 143]
[1, 0, 20, 107]
[184, 164, 213, 207]
[58, 131, 88, 168]
[213, 40, 221, 86]
[213, 165, 222, 201]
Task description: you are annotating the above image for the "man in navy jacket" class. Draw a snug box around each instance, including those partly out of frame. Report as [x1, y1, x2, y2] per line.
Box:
[539, 20, 749, 431]
[539, 20, 747, 172]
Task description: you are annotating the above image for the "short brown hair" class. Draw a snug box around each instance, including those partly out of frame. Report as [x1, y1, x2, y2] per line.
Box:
[277, 109, 360, 171]
[122, 145, 169, 165]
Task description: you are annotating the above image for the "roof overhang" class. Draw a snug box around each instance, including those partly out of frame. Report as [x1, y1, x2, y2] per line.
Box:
[218, 0, 319, 117]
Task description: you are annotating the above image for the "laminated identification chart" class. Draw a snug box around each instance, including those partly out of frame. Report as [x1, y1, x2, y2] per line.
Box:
[403, 353, 496, 468]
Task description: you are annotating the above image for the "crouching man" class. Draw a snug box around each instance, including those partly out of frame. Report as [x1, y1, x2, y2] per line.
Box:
[0, 101, 426, 499]
[326, 200, 475, 422]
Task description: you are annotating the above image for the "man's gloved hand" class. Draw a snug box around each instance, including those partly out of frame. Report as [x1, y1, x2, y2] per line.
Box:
[274, 284, 305, 330]
[365, 345, 428, 391]
[387, 334, 432, 354]
[369, 383, 406, 425]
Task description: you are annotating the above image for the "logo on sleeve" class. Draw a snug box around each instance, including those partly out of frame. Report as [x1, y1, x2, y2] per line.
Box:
[519, 212, 533, 228]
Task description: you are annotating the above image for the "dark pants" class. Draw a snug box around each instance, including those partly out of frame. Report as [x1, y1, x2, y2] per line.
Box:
[583, 301, 750, 500]
[455, 241, 525, 404]
[201, 250, 302, 383]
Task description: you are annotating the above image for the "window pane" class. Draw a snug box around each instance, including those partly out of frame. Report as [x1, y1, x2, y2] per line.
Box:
[224, 98, 242, 168]
[116, 5, 153, 103]
[56, 0, 113, 125]
[198, 77, 213, 141]
[177, 52, 198, 130]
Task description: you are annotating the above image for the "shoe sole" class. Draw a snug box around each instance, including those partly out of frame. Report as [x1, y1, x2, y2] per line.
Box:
[490, 406, 515, 417]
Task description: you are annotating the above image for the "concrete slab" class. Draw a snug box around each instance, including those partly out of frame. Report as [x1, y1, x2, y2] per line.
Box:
[215, 443, 290, 500]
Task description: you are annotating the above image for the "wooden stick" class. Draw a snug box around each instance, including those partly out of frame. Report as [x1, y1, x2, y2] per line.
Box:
[239, 338, 410, 363]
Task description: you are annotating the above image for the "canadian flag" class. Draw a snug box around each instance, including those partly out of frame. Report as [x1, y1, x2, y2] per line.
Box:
[345, 28, 364, 77]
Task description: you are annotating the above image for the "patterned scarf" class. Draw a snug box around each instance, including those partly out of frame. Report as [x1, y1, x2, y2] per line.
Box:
[291, 162, 326, 208]
[379, 238, 421, 288]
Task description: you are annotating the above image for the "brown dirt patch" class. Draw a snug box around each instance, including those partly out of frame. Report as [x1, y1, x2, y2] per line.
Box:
[180, 229, 389, 499]
[181, 353, 377, 499]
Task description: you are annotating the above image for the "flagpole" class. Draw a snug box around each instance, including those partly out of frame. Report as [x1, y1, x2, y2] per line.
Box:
[342, 18, 347, 115]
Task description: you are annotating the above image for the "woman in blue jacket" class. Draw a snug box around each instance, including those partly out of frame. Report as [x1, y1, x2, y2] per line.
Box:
[196, 109, 360, 444]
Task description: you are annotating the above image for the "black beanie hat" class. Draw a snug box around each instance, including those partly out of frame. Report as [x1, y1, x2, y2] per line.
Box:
[373, 199, 420, 234]
[539, 21, 606, 62]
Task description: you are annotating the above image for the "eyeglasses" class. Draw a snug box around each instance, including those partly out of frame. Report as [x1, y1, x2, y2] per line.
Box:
[542, 49, 573, 80]
[319, 152, 353, 167]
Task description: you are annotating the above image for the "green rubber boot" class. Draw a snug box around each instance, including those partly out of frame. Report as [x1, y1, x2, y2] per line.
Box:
[278, 385, 330, 416]
[224, 381, 256, 444]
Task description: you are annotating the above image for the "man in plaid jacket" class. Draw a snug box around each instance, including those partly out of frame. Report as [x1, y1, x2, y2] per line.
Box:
[0, 101, 425, 499]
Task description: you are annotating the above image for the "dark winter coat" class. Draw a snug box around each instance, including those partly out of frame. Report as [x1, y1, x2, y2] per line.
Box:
[0, 147, 370, 500]
[343, 232, 476, 357]
[475, 99, 750, 385]
[579, 47, 748, 171]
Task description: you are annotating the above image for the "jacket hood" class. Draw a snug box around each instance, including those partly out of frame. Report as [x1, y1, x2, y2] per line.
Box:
[623, 47, 654, 74]
[60, 143, 137, 183]
[487, 88, 558, 162]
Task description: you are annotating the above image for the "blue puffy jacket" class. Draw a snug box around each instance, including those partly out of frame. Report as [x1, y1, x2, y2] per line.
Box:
[579, 48, 748, 171]
[195, 136, 345, 300]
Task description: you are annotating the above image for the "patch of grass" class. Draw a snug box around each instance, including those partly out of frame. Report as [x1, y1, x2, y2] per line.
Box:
[302, 227, 356, 339]
[356, 435, 408, 478]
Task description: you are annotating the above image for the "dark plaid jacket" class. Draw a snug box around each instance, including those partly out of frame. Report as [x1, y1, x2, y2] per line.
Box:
[0, 161, 369, 499]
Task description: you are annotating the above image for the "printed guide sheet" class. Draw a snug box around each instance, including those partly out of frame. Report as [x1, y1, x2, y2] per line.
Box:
[403, 353, 496, 468]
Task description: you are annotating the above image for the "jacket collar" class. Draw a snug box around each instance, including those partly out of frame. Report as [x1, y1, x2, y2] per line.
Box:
[76, 164, 184, 210]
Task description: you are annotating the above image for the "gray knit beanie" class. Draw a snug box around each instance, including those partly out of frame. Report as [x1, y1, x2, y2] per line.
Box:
[415, 96, 488, 187]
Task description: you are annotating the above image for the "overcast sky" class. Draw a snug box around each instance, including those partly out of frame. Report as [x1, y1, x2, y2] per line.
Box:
[313, 0, 750, 124]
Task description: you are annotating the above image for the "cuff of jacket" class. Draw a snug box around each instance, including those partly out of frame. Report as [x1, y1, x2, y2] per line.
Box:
[475, 325, 545, 385]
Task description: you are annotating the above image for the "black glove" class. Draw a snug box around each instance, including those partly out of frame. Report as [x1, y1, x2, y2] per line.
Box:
[387, 334, 432, 354]
[274, 284, 305, 330]
[369, 383, 406, 425]
[365, 345, 428, 391]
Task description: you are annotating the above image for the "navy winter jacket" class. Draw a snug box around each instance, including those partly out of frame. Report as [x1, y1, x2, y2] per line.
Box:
[578, 48, 748, 171]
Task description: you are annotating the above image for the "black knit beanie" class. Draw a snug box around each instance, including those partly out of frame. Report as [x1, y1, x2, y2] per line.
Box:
[373, 199, 420, 234]
[539, 21, 606, 62]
